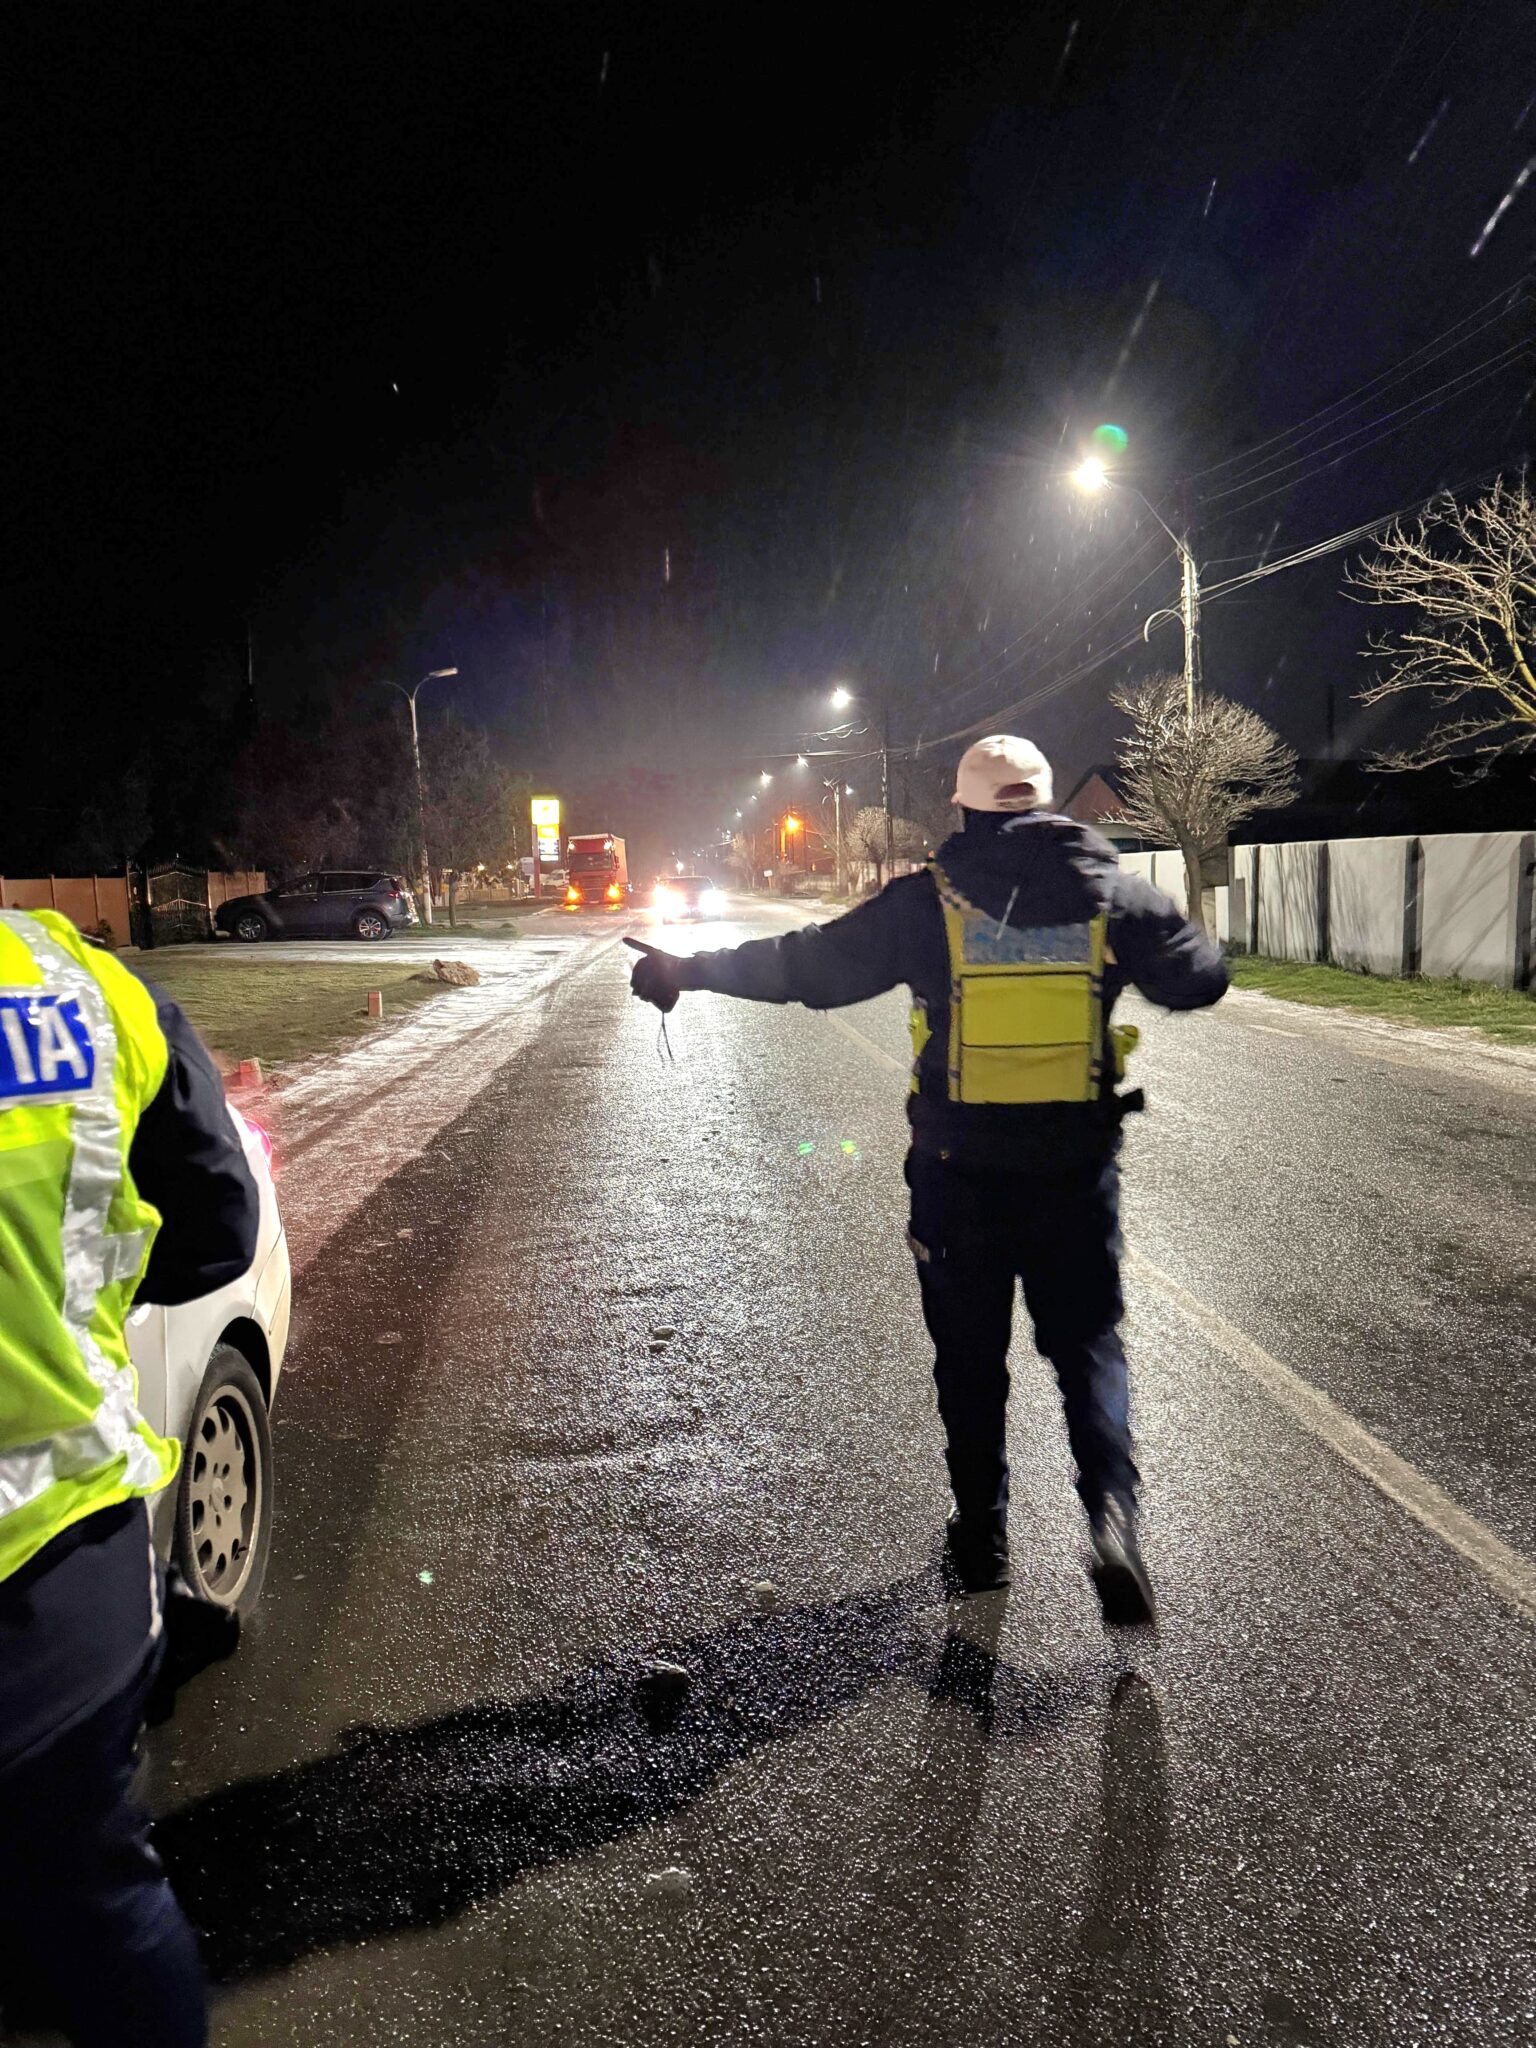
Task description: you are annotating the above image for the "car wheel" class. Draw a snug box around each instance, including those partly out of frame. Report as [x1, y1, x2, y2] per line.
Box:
[353, 908, 390, 940]
[232, 911, 268, 942]
[175, 1345, 273, 1613]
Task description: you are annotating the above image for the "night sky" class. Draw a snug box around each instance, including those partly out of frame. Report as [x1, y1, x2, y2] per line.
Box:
[8, 0, 1533, 869]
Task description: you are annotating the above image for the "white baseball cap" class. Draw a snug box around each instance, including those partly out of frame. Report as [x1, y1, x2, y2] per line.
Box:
[951, 735, 1054, 813]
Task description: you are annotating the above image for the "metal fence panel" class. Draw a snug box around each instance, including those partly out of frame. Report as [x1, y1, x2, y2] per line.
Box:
[1257, 841, 1323, 962]
[1419, 832, 1526, 988]
[1327, 836, 1408, 978]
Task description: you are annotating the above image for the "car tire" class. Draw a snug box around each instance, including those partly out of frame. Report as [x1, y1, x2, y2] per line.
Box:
[232, 911, 268, 942]
[175, 1345, 274, 1613]
[353, 908, 390, 940]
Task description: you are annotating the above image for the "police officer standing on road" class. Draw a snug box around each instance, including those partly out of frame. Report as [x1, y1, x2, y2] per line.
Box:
[630, 735, 1227, 1622]
[0, 908, 260, 2046]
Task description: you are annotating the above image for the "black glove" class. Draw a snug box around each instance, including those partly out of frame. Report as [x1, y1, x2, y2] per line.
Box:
[630, 948, 687, 1013]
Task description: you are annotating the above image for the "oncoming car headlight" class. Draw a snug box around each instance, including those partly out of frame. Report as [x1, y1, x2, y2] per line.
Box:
[699, 887, 725, 915]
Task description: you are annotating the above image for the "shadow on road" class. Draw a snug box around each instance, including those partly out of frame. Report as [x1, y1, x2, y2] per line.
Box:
[1069, 1671, 1172, 2039]
[156, 1571, 1140, 1986]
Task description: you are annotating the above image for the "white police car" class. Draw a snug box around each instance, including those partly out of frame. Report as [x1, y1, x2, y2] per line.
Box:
[129, 1107, 291, 1612]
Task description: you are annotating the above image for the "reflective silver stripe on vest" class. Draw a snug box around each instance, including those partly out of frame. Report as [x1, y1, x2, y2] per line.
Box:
[0, 913, 161, 1521]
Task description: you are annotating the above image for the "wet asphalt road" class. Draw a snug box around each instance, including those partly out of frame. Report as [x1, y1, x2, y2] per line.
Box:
[136, 901, 1536, 2044]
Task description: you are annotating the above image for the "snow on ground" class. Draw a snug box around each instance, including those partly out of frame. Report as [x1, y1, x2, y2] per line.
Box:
[238, 920, 629, 1273]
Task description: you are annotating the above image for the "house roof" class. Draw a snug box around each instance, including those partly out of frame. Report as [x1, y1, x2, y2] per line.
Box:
[1059, 767, 1125, 826]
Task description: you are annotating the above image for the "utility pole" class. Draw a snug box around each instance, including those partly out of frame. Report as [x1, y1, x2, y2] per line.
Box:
[407, 691, 429, 916]
[1175, 482, 1201, 721]
[824, 777, 847, 896]
[385, 667, 458, 924]
[881, 700, 894, 883]
[1130, 499, 1201, 723]
[1074, 463, 1202, 723]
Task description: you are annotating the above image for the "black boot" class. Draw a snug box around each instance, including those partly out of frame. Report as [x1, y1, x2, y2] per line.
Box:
[1089, 1496, 1155, 1627]
[943, 1510, 1011, 1596]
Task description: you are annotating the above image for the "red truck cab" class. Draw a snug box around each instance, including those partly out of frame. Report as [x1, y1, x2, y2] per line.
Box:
[563, 833, 630, 910]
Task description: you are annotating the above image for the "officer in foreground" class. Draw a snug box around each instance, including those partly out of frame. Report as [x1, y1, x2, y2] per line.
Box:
[630, 735, 1227, 1622]
[0, 907, 259, 2045]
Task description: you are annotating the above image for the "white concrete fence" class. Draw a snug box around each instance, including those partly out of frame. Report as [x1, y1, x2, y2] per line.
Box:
[1119, 832, 1535, 990]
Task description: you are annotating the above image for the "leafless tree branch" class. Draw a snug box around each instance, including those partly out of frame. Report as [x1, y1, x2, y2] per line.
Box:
[1109, 675, 1298, 931]
[1348, 476, 1536, 770]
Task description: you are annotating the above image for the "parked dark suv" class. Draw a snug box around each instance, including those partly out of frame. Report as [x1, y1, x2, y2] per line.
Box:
[215, 872, 418, 942]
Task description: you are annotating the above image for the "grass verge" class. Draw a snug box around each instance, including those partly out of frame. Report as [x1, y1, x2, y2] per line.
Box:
[395, 900, 545, 938]
[1229, 955, 1536, 1047]
[128, 956, 448, 1068]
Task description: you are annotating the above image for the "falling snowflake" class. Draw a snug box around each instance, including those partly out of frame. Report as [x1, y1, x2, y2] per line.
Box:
[1470, 156, 1535, 257]
[1407, 97, 1451, 165]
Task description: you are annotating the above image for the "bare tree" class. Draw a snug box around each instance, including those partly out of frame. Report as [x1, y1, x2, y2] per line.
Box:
[1111, 674, 1298, 933]
[727, 832, 756, 889]
[845, 806, 925, 891]
[1349, 478, 1536, 770]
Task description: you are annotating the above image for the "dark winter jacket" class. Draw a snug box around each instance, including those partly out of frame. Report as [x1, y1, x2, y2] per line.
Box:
[129, 982, 261, 1304]
[676, 813, 1228, 1170]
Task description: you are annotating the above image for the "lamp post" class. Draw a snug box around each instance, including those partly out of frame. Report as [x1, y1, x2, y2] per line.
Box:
[385, 666, 458, 923]
[1072, 458, 1201, 720]
[821, 777, 853, 895]
[828, 684, 893, 881]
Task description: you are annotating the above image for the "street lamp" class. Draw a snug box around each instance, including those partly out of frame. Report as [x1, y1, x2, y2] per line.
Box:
[821, 778, 849, 896]
[827, 684, 894, 882]
[1071, 456, 1200, 719]
[384, 666, 458, 923]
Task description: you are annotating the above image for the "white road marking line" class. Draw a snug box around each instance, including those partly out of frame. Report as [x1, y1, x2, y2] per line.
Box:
[823, 1002, 1536, 1624]
[824, 1009, 906, 1074]
[1130, 1255, 1536, 1623]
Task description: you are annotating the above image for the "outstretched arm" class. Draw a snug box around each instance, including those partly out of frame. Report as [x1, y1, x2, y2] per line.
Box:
[633, 878, 922, 1011]
[1110, 877, 1229, 1011]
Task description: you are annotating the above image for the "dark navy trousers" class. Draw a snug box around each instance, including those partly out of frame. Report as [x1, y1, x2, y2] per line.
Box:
[906, 1148, 1139, 1542]
[0, 1507, 206, 2048]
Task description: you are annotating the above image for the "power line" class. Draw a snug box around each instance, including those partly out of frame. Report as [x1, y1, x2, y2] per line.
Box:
[917, 527, 1168, 724]
[1186, 278, 1531, 488]
[921, 325, 1530, 737]
[912, 467, 1509, 756]
[1200, 460, 1507, 602]
[918, 540, 1178, 730]
[1201, 338, 1532, 513]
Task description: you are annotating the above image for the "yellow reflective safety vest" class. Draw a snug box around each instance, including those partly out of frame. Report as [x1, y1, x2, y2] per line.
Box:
[0, 910, 178, 1583]
[911, 866, 1132, 1106]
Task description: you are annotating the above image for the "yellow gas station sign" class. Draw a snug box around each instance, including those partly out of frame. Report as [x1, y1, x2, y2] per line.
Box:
[531, 796, 561, 873]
